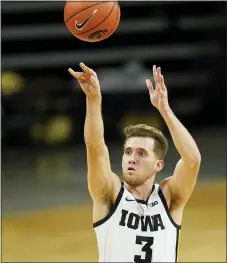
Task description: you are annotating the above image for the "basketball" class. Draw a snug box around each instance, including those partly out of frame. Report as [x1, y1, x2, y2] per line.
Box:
[64, 1, 120, 42]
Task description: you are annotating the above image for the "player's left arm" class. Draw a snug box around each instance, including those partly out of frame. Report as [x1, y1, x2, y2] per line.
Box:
[160, 109, 201, 207]
[146, 66, 201, 207]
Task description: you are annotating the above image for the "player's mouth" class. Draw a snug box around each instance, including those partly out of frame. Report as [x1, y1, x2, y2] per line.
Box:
[127, 167, 136, 171]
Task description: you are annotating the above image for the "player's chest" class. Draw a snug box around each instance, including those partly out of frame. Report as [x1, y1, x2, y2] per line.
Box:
[117, 201, 165, 233]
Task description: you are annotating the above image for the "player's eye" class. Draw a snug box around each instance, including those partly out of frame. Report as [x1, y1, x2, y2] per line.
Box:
[125, 150, 132, 155]
[139, 151, 146, 157]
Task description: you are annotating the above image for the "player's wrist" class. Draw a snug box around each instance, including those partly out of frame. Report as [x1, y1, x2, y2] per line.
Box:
[159, 106, 172, 116]
[86, 95, 102, 103]
[158, 104, 172, 113]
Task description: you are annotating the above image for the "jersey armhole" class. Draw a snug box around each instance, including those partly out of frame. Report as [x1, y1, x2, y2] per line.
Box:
[93, 184, 124, 228]
[158, 187, 181, 230]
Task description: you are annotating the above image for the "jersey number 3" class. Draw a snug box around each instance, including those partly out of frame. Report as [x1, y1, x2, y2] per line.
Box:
[134, 235, 154, 263]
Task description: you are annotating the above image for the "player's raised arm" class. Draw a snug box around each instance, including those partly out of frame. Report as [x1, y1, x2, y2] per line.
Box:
[68, 63, 120, 204]
[146, 66, 201, 207]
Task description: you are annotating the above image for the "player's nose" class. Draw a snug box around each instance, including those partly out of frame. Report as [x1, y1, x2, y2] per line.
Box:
[128, 160, 136, 165]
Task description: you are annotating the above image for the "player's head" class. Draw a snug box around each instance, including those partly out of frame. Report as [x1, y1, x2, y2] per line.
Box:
[122, 124, 168, 186]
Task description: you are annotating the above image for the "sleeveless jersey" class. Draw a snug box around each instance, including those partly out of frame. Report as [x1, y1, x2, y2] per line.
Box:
[93, 183, 181, 262]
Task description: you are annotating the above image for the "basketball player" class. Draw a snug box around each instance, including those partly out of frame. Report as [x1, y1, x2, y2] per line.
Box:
[68, 63, 201, 262]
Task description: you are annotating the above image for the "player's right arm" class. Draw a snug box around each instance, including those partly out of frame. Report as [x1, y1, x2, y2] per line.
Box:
[68, 63, 121, 221]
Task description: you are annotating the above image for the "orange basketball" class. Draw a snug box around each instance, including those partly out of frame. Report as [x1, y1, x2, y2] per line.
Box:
[64, 1, 120, 42]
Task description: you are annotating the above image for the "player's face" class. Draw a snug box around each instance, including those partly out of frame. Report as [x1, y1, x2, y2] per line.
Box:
[122, 137, 163, 185]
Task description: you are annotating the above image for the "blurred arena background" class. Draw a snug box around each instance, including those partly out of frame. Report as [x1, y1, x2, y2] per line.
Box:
[1, 1, 226, 262]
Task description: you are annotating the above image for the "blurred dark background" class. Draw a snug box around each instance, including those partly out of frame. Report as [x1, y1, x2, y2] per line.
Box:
[2, 1, 226, 149]
[1, 1, 226, 261]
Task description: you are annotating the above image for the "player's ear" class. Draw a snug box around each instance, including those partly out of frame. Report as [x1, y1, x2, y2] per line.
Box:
[155, 160, 164, 172]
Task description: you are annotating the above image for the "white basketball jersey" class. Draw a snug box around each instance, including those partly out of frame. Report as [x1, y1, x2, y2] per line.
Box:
[93, 183, 181, 262]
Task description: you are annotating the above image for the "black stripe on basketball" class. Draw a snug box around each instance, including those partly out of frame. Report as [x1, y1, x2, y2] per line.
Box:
[67, 1, 117, 35]
[65, 1, 106, 24]
[77, 1, 116, 35]
[109, 3, 120, 36]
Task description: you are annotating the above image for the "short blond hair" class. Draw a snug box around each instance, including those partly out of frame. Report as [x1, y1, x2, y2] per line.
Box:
[124, 124, 168, 160]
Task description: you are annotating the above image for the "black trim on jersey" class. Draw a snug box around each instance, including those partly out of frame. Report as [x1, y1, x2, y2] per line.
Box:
[175, 228, 180, 262]
[135, 184, 155, 205]
[93, 185, 124, 228]
[158, 188, 181, 229]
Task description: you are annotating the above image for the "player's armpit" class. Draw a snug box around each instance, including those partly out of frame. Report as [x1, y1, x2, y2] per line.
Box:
[86, 144, 121, 204]
[167, 158, 201, 207]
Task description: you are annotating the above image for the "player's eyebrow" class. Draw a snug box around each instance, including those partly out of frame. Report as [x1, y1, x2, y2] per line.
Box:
[124, 147, 132, 151]
[137, 148, 149, 154]
[134, 147, 147, 152]
[124, 147, 148, 153]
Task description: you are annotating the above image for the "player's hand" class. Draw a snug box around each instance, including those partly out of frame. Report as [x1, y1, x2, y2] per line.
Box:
[68, 63, 101, 98]
[146, 66, 170, 112]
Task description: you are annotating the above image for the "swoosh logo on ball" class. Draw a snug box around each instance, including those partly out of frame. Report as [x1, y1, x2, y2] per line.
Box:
[75, 9, 97, 30]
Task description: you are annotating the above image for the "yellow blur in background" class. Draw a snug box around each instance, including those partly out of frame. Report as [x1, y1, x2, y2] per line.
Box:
[31, 116, 73, 145]
[2, 71, 25, 95]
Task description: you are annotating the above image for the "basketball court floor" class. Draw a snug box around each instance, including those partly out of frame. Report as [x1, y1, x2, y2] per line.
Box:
[2, 180, 226, 262]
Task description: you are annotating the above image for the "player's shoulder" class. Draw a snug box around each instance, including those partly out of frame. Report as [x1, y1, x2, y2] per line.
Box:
[160, 175, 175, 188]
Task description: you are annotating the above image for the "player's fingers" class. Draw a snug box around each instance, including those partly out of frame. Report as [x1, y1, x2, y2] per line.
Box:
[160, 75, 167, 91]
[153, 65, 158, 83]
[68, 68, 77, 77]
[68, 68, 86, 80]
[157, 67, 162, 82]
[146, 79, 154, 92]
[80, 62, 97, 76]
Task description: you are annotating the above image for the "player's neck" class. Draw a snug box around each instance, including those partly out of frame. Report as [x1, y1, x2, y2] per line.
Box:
[124, 176, 155, 202]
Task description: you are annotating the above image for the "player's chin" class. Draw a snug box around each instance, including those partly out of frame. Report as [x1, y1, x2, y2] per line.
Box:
[123, 170, 137, 178]
[123, 172, 140, 185]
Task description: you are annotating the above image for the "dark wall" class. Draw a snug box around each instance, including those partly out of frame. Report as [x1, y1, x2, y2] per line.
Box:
[2, 1, 226, 149]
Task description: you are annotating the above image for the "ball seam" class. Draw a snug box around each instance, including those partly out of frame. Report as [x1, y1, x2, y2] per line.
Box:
[67, 1, 117, 35]
[65, 1, 112, 24]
